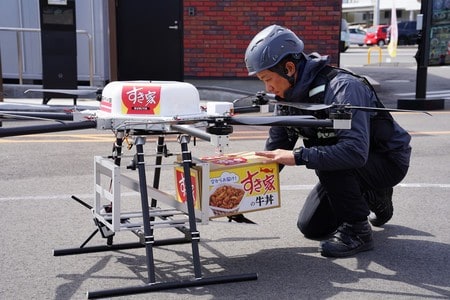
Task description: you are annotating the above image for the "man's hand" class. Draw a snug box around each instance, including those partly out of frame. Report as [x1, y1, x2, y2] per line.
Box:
[255, 149, 296, 166]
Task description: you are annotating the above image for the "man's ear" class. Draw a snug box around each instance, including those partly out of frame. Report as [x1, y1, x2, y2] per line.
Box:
[285, 61, 296, 76]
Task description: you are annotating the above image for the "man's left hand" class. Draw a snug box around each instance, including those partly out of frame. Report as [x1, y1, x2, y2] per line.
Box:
[255, 149, 296, 166]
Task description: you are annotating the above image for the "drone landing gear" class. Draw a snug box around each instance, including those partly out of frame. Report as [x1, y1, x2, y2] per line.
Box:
[53, 194, 190, 256]
[53, 133, 257, 299]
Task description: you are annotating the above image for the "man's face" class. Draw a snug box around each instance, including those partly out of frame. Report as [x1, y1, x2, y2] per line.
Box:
[256, 69, 291, 99]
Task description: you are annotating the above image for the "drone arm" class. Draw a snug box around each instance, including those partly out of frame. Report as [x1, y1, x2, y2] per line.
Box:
[0, 120, 97, 138]
[170, 124, 211, 142]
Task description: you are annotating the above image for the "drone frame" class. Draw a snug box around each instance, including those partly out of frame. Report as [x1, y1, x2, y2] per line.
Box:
[0, 87, 429, 298]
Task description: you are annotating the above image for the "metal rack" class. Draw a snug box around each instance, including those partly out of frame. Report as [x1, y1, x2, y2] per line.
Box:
[53, 133, 257, 299]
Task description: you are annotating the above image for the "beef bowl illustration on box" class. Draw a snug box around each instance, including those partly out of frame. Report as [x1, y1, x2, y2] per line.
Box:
[206, 154, 281, 219]
[209, 183, 246, 216]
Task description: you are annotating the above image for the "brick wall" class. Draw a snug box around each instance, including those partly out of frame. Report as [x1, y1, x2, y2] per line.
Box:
[183, 0, 342, 78]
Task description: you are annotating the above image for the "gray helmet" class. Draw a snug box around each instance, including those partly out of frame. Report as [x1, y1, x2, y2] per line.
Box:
[245, 24, 304, 76]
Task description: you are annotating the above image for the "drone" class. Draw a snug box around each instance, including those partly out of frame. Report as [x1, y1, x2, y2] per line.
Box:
[0, 82, 429, 139]
[0, 81, 430, 298]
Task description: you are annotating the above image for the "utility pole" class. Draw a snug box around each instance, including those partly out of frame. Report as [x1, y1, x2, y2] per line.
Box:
[397, 0, 444, 110]
[373, 0, 380, 26]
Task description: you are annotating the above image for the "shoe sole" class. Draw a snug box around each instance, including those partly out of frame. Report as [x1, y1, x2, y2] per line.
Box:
[320, 240, 374, 258]
[369, 217, 390, 227]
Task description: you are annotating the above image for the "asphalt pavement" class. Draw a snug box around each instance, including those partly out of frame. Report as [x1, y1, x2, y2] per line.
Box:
[1, 52, 450, 299]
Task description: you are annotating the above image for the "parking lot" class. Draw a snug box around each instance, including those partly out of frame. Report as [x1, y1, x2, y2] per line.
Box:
[0, 102, 449, 299]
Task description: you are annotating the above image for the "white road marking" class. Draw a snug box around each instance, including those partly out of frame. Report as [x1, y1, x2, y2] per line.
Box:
[396, 90, 450, 99]
[0, 183, 448, 202]
[280, 183, 450, 190]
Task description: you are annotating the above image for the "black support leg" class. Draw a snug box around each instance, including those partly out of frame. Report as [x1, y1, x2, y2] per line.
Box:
[178, 134, 203, 279]
[134, 136, 157, 284]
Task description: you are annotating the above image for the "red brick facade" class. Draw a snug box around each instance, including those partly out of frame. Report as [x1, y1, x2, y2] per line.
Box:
[183, 0, 342, 78]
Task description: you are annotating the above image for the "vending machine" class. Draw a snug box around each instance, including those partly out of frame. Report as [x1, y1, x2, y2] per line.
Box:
[39, 0, 77, 104]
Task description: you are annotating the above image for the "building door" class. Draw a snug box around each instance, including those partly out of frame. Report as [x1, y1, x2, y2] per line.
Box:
[115, 0, 183, 81]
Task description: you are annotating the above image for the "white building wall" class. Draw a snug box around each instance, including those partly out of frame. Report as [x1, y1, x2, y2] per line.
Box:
[0, 0, 41, 80]
[343, 0, 422, 26]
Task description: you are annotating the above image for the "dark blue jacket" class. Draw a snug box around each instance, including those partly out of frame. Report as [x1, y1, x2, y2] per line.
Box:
[265, 52, 411, 171]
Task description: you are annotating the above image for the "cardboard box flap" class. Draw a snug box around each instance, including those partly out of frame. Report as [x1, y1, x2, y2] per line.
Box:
[200, 151, 266, 170]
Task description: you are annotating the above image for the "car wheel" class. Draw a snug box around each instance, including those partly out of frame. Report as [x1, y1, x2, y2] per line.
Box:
[377, 40, 385, 47]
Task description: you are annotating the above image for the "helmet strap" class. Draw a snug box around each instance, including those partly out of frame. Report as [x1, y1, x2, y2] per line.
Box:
[286, 74, 296, 86]
[269, 63, 295, 87]
[269, 54, 303, 87]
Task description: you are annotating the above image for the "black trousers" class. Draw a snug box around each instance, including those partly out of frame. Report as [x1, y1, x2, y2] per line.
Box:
[297, 151, 409, 239]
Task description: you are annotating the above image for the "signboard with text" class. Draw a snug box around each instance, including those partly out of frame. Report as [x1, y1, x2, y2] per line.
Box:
[174, 152, 281, 219]
[429, 0, 450, 66]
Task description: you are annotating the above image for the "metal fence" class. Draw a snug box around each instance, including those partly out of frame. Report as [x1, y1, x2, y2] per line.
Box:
[0, 27, 94, 86]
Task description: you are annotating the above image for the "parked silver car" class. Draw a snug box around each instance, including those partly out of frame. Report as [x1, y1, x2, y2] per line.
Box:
[349, 27, 366, 46]
[340, 19, 350, 52]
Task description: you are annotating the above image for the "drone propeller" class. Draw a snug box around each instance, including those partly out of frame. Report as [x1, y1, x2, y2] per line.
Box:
[229, 115, 332, 127]
[24, 88, 101, 97]
[0, 120, 97, 138]
[269, 101, 333, 111]
[343, 105, 432, 116]
[0, 111, 71, 123]
[269, 100, 432, 116]
[244, 90, 432, 116]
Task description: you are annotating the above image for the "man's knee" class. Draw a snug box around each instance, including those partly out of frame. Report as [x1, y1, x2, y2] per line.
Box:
[297, 183, 336, 239]
[297, 219, 319, 239]
[297, 217, 335, 240]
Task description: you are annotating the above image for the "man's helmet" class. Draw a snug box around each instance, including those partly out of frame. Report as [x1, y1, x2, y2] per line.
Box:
[245, 24, 304, 76]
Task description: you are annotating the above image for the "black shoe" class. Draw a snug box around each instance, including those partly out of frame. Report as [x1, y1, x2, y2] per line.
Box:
[320, 221, 374, 258]
[365, 187, 394, 227]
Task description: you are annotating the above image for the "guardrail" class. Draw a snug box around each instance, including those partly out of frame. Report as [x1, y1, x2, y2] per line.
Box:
[0, 27, 94, 86]
[367, 46, 382, 65]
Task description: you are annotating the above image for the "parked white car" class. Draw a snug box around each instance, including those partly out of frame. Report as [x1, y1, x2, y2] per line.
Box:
[349, 27, 366, 46]
[340, 19, 350, 52]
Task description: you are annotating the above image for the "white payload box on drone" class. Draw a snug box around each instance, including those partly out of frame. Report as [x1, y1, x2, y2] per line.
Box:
[93, 81, 209, 131]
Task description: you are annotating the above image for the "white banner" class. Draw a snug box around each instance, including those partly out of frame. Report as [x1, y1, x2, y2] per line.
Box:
[388, 1, 398, 58]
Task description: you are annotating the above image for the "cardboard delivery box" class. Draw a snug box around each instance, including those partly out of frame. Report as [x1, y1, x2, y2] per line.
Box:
[175, 152, 281, 219]
[174, 166, 202, 210]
